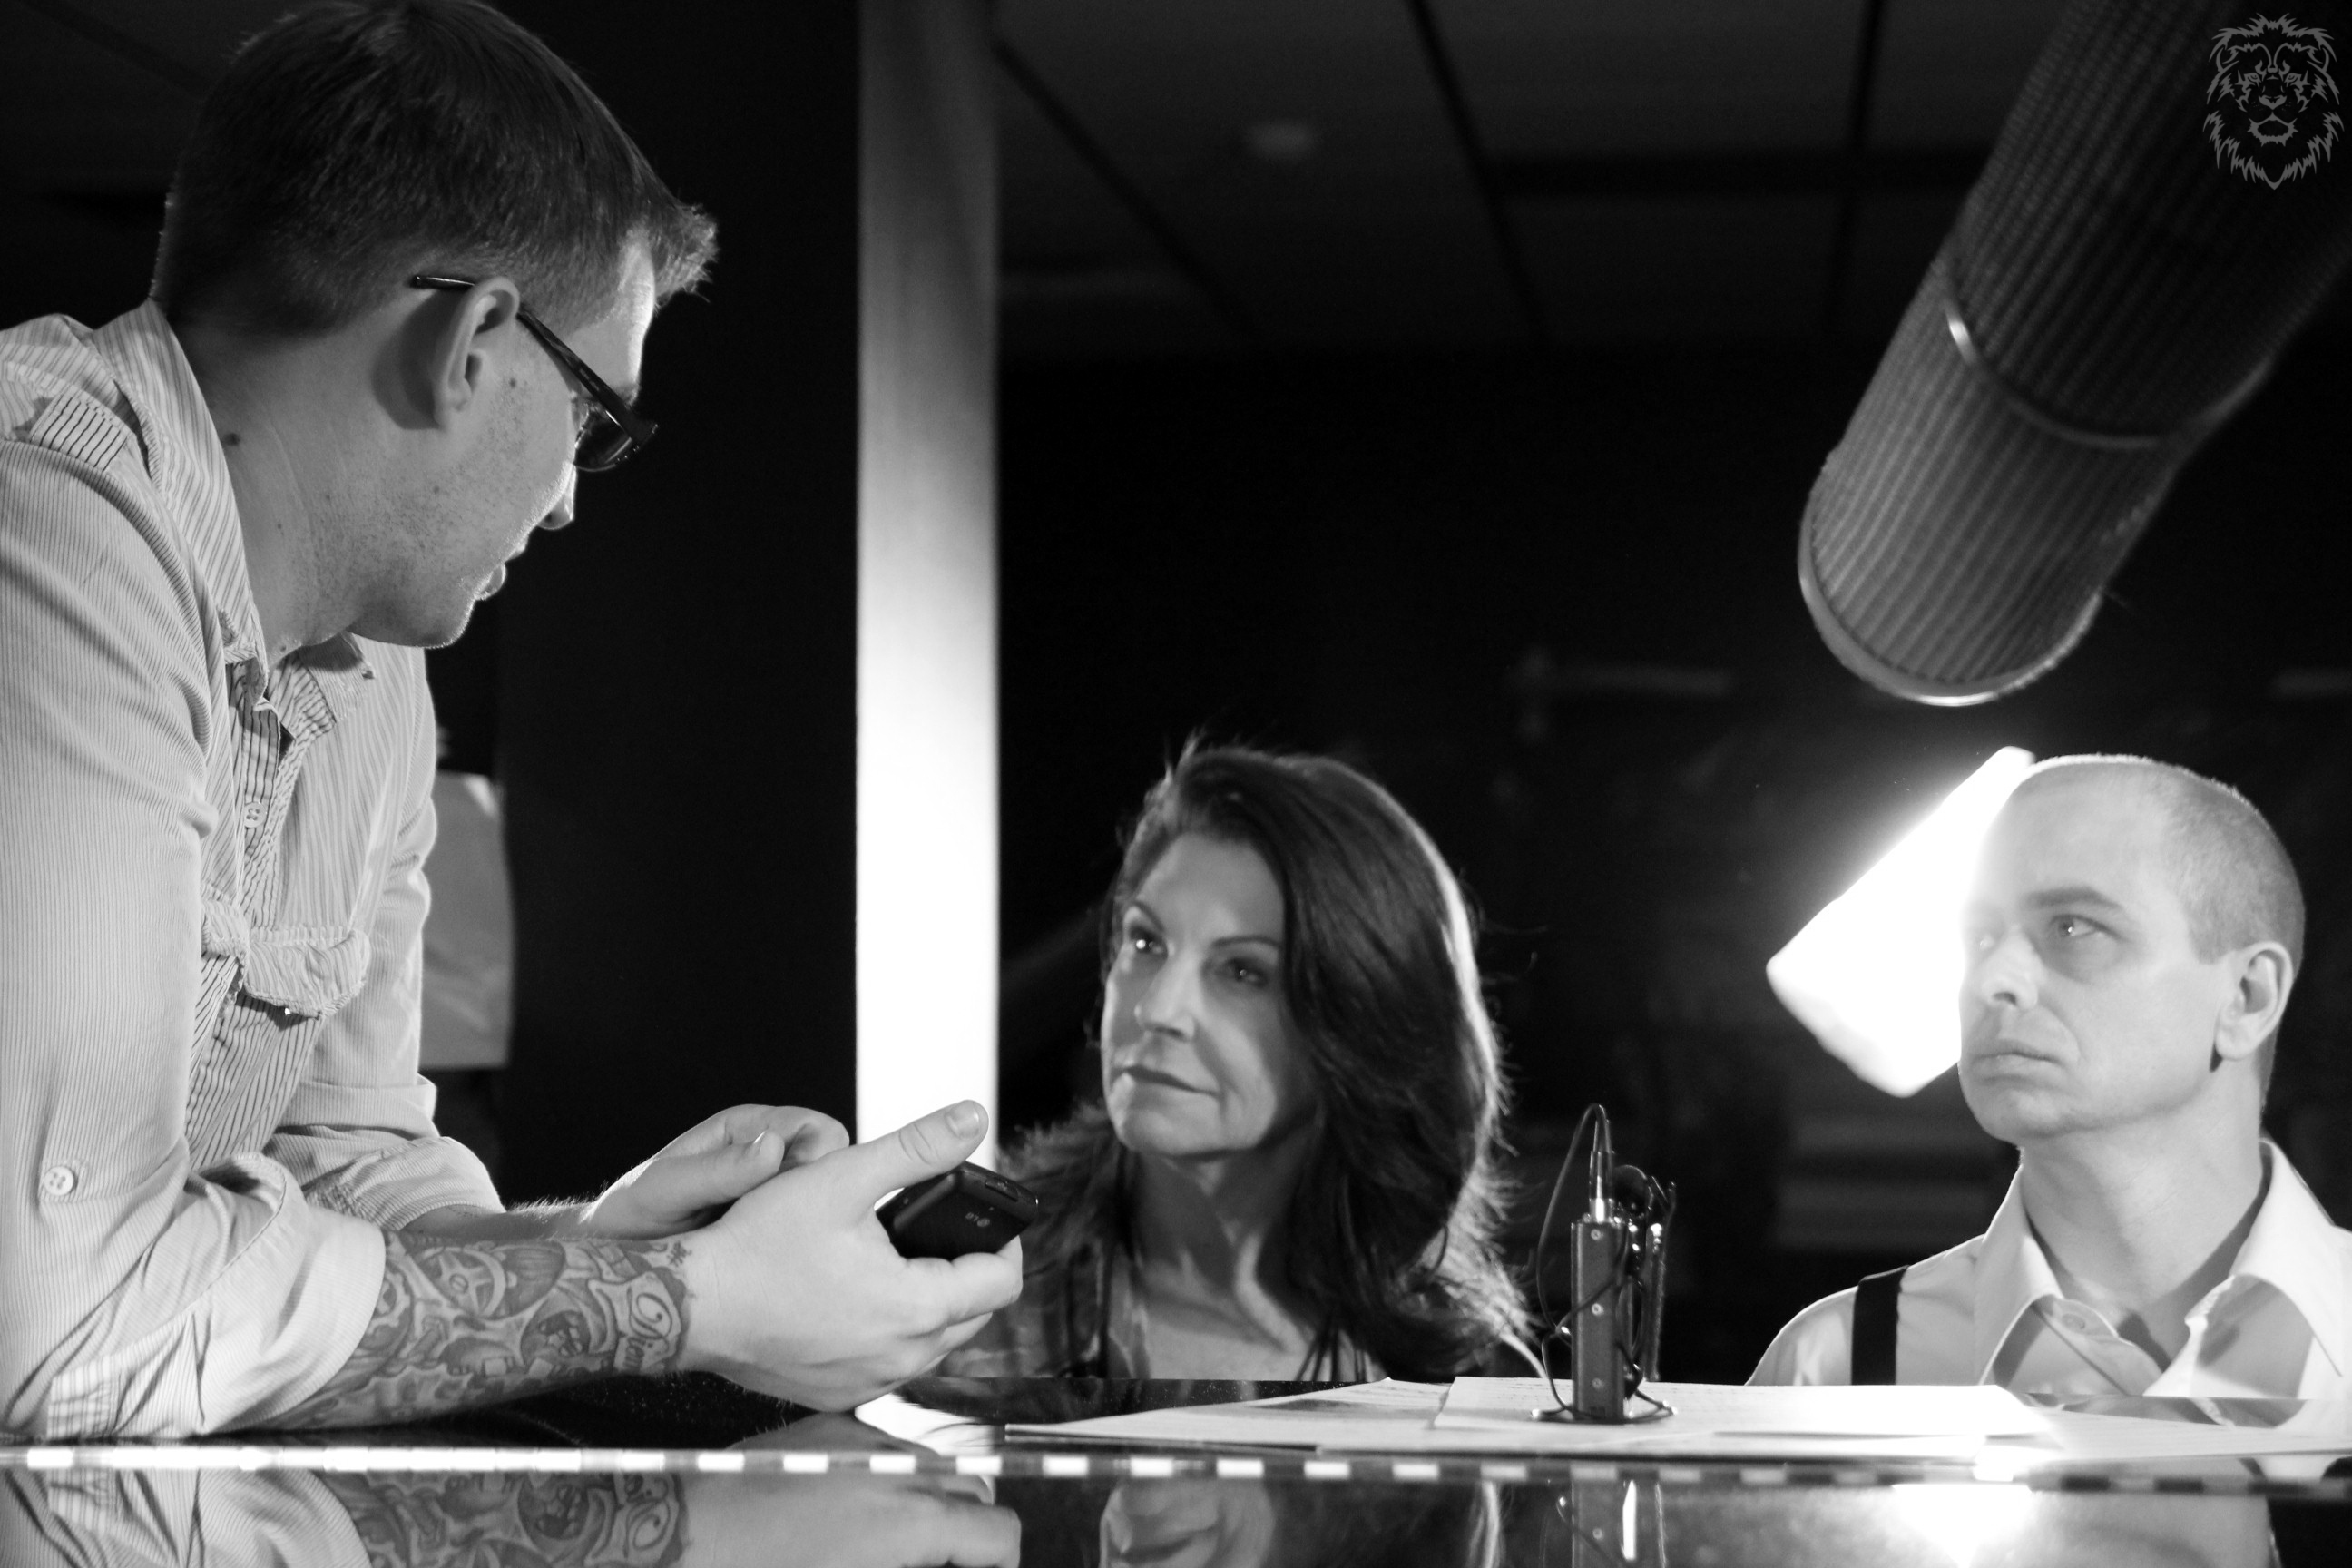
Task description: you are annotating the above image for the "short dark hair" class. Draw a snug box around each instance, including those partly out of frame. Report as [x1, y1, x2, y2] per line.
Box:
[1084, 744, 1526, 1377]
[153, 0, 715, 336]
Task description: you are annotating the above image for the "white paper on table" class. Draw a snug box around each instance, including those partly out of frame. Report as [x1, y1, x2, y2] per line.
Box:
[854, 1392, 1001, 1454]
[1425, 1379, 2047, 1460]
[2019, 1404, 2352, 1464]
[1440, 1379, 2043, 1436]
[1009, 1377, 2054, 1459]
[1005, 1378, 1453, 1450]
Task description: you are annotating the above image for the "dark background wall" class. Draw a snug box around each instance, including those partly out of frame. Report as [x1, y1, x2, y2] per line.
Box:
[475, 2, 865, 1202]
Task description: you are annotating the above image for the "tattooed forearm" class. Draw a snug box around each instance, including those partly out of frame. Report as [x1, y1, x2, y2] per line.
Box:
[279, 1231, 691, 1427]
[319, 1470, 687, 1568]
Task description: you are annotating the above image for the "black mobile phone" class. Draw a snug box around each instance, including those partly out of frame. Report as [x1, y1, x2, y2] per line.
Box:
[877, 1161, 1041, 1259]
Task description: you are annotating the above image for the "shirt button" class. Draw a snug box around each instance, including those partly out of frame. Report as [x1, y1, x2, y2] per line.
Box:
[242, 804, 263, 828]
[2059, 1312, 2089, 1332]
[41, 1166, 77, 1198]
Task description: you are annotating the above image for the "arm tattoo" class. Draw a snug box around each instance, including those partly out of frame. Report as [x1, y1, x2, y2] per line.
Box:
[280, 1232, 691, 1428]
[319, 1471, 686, 1568]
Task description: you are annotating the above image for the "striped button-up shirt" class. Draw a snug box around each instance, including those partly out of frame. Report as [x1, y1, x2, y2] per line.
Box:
[1, 303, 501, 1439]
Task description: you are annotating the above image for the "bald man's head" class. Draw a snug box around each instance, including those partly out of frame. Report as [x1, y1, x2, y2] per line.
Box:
[2012, 759, 2303, 971]
[2006, 757, 2303, 1084]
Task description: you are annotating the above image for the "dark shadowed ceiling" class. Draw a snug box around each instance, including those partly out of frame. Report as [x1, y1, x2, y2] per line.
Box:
[994, 0, 2072, 354]
[1, 0, 2067, 352]
[13, 1, 2345, 355]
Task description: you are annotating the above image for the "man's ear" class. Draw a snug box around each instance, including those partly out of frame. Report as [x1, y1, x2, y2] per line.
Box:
[422, 277, 525, 429]
[2213, 941, 2294, 1065]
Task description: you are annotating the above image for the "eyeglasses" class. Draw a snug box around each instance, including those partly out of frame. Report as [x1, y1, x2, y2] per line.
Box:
[407, 274, 656, 472]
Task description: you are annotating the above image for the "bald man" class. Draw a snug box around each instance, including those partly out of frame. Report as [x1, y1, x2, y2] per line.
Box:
[1752, 756, 2352, 1396]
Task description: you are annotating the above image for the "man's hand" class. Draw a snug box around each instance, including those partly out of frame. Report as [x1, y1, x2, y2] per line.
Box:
[678, 1101, 1023, 1410]
[580, 1104, 849, 1239]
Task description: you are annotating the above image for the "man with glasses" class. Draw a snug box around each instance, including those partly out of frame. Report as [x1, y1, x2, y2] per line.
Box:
[0, 0, 1017, 1438]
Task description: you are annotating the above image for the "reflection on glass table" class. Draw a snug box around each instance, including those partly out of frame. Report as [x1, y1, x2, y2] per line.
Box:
[9, 1463, 2336, 1568]
[5, 1377, 2350, 1566]
[0, 1465, 1019, 1568]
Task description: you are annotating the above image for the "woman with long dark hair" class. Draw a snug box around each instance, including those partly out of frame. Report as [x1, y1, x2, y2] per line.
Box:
[949, 744, 1525, 1379]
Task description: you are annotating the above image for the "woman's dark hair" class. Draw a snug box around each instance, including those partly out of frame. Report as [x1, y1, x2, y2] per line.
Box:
[152, 0, 716, 335]
[1019, 743, 1527, 1379]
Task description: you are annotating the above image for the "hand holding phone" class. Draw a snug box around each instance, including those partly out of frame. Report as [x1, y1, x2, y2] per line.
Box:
[877, 1162, 1041, 1259]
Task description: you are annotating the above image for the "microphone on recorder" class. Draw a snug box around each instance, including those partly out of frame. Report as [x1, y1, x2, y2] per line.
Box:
[1536, 1104, 1673, 1424]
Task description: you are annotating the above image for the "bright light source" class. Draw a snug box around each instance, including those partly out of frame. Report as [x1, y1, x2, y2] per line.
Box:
[1889, 1482, 2036, 1568]
[1766, 748, 2035, 1096]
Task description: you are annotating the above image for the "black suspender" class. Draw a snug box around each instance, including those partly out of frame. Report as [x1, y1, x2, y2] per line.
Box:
[1850, 1266, 1907, 1385]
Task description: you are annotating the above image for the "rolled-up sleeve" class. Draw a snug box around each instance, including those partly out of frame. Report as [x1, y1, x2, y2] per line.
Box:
[266, 669, 503, 1228]
[0, 387, 385, 1439]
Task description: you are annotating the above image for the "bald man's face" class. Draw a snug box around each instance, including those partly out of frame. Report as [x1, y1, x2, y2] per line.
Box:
[1958, 774, 2240, 1143]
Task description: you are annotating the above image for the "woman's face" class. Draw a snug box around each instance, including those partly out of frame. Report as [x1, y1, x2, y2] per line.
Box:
[1101, 833, 1318, 1162]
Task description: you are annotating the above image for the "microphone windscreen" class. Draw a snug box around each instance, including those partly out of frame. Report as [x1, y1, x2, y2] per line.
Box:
[1802, 0, 2352, 703]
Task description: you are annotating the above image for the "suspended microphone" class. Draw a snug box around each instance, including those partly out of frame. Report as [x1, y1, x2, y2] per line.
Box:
[1802, 0, 2352, 703]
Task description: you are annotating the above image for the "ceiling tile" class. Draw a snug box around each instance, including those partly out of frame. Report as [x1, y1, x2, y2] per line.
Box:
[997, 64, 1241, 358]
[1870, 0, 2066, 148]
[997, 0, 1519, 348]
[63, 0, 284, 77]
[1833, 190, 1966, 342]
[1439, 0, 1865, 155]
[0, 4, 198, 186]
[1516, 195, 1841, 341]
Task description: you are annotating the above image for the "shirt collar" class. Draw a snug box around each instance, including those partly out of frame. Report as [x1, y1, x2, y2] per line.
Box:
[2221, 1142, 2346, 1376]
[1972, 1140, 2345, 1382]
[92, 302, 268, 666]
[91, 301, 373, 701]
[282, 634, 376, 725]
[1972, 1170, 2063, 1381]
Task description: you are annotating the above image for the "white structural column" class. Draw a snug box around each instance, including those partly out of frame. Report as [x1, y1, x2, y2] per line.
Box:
[857, 0, 999, 1154]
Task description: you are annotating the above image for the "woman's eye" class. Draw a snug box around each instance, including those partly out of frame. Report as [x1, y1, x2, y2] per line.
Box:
[2053, 915, 2097, 939]
[1225, 960, 1268, 987]
[1124, 927, 1163, 956]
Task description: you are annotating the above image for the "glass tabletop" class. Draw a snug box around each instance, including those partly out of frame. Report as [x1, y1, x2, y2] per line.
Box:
[4, 1377, 2347, 1566]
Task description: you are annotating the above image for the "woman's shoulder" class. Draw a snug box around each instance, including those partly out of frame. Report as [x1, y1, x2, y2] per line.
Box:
[938, 1121, 1124, 1378]
[1003, 1107, 1125, 1235]
[937, 1244, 1104, 1377]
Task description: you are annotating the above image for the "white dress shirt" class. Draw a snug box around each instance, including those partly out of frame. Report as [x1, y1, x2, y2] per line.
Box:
[1, 304, 502, 1439]
[1750, 1141, 2352, 1397]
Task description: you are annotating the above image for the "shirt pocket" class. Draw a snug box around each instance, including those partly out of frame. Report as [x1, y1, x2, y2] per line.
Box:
[201, 897, 372, 1018]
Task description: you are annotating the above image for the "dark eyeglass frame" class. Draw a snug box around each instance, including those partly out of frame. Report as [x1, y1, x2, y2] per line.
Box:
[407, 274, 655, 472]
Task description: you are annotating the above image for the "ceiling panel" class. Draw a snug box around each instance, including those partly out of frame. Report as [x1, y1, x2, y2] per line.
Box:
[1438, 0, 1864, 155]
[64, 0, 282, 74]
[5, 0, 2087, 356]
[1870, 0, 2065, 148]
[997, 70, 1239, 358]
[0, 3, 198, 187]
[1834, 190, 1967, 342]
[996, 0, 1520, 349]
[1177, 191, 1523, 348]
[1515, 195, 1840, 342]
